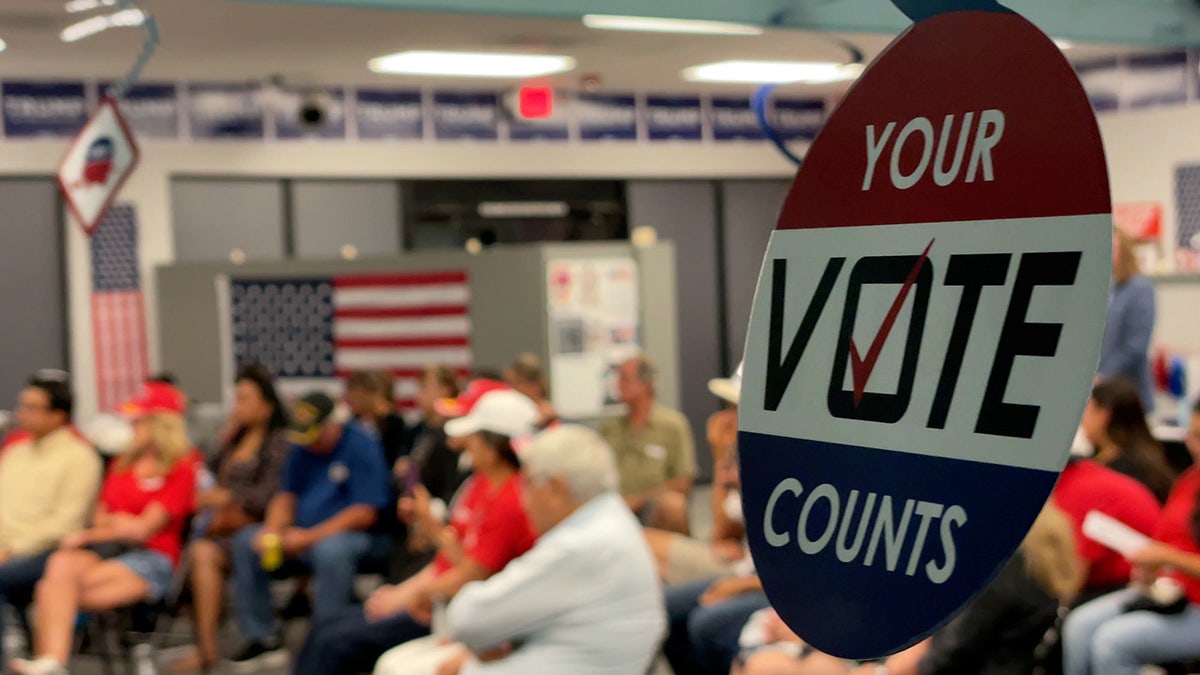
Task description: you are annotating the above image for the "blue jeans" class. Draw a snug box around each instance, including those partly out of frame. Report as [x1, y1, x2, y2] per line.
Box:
[663, 577, 771, 675]
[1064, 588, 1200, 675]
[231, 525, 373, 642]
[292, 605, 429, 675]
[0, 552, 51, 664]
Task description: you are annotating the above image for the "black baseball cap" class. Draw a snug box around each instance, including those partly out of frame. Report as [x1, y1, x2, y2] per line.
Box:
[289, 392, 336, 446]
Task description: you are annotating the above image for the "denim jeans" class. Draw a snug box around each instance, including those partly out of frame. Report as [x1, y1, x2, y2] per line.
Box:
[1064, 588, 1200, 675]
[292, 605, 430, 675]
[0, 552, 51, 664]
[231, 525, 373, 642]
[662, 577, 771, 675]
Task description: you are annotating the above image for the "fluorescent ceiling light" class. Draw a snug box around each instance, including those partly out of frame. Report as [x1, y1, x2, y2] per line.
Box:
[478, 201, 570, 218]
[1054, 38, 1074, 50]
[582, 14, 762, 36]
[683, 60, 864, 85]
[369, 51, 576, 78]
[60, 8, 144, 43]
[65, 0, 117, 13]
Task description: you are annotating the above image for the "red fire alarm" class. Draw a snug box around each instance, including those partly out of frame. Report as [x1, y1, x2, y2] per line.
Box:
[518, 86, 554, 119]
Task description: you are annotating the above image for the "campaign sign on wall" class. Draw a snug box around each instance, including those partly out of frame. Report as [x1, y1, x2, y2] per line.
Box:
[432, 92, 499, 141]
[56, 98, 140, 235]
[772, 98, 825, 142]
[2, 81, 88, 138]
[188, 84, 264, 139]
[645, 95, 703, 141]
[509, 91, 569, 142]
[738, 3, 1111, 659]
[99, 82, 179, 140]
[577, 93, 638, 141]
[355, 89, 424, 140]
[711, 97, 765, 141]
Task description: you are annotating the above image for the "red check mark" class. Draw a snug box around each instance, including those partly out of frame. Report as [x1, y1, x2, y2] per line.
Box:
[848, 239, 935, 407]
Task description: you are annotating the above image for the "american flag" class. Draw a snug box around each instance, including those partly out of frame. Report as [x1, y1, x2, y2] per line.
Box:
[91, 204, 150, 412]
[228, 271, 472, 408]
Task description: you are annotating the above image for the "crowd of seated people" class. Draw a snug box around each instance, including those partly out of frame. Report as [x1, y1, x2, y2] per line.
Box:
[4, 343, 1200, 675]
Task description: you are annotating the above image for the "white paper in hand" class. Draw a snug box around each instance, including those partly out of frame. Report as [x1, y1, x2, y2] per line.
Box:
[1083, 510, 1151, 556]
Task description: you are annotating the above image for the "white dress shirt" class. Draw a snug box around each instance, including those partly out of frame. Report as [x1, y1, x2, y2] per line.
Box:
[445, 492, 666, 675]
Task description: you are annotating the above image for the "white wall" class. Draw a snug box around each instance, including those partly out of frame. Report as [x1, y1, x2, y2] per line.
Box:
[0, 140, 795, 419]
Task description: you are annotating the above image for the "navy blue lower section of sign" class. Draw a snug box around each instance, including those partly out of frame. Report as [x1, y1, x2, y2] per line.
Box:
[739, 430, 1058, 659]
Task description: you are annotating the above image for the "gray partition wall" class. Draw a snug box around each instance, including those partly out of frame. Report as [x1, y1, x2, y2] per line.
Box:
[155, 242, 679, 415]
[291, 180, 403, 258]
[627, 181, 723, 480]
[172, 179, 287, 262]
[0, 178, 67, 408]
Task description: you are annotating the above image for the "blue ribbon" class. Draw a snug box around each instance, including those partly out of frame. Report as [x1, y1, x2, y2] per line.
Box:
[106, 0, 159, 101]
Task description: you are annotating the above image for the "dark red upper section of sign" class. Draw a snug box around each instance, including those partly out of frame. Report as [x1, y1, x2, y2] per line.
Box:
[777, 11, 1110, 230]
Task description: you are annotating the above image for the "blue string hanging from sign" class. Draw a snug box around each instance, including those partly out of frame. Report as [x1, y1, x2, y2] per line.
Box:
[106, 0, 159, 101]
[751, 85, 805, 166]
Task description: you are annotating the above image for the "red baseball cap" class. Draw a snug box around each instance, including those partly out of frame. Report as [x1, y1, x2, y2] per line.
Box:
[119, 382, 187, 418]
[434, 378, 509, 419]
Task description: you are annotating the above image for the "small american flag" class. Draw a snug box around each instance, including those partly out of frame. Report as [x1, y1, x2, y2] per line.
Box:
[91, 204, 149, 412]
[229, 271, 472, 407]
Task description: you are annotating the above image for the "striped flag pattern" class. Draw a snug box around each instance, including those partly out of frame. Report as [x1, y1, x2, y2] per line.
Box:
[229, 271, 471, 407]
[91, 204, 150, 412]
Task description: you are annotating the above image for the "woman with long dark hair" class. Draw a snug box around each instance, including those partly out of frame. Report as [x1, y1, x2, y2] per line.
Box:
[1081, 377, 1176, 502]
[170, 364, 290, 672]
[1063, 400, 1200, 674]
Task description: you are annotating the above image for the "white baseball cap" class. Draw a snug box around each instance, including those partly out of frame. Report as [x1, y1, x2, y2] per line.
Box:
[708, 362, 743, 405]
[444, 390, 540, 439]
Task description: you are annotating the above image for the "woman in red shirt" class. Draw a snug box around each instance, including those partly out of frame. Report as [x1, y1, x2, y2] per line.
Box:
[1064, 400, 1200, 675]
[13, 383, 197, 675]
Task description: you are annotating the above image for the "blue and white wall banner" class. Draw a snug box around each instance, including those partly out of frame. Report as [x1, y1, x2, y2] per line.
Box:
[710, 97, 765, 141]
[2, 81, 88, 138]
[771, 98, 825, 142]
[188, 83, 265, 140]
[509, 91, 570, 142]
[645, 95, 703, 141]
[100, 82, 180, 140]
[274, 88, 347, 140]
[1124, 51, 1188, 111]
[576, 93, 638, 141]
[354, 89, 424, 140]
[432, 91, 499, 141]
[1076, 59, 1123, 113]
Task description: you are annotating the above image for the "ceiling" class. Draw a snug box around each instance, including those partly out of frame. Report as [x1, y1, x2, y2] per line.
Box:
[0, 0, 1157, 95]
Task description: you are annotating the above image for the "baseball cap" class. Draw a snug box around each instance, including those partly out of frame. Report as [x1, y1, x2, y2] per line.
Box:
[119, 381, 188, 418]
[444, 390, 540, 439]
[289, 391, 336, 446]
[435, 378, 509, 419]
[708, 362, 743, 405]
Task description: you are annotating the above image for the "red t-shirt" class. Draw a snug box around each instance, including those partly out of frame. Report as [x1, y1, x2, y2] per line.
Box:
[1154, 468, 1200, 603]
[100, 458, 197, 566]
[1053, 459, 1162, 590]
[432, 473, 537, 577]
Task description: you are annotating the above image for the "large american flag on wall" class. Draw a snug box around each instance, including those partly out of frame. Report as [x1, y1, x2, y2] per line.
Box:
[91, 204, 150, 412]
[228, 271, 472, 407]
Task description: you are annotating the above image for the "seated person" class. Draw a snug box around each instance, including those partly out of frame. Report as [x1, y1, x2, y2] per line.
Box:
[1080, 378, 1176, 502]
[373, 425, 666, 675]
[346, 369, 410, 469]
[1063, 400, 1200, 674]
[293, 389, 540, 675]
[170, 364, 290, 672]
[504, 353, 558, 429]
[735, 502, 1083, 675]
[1053, 456, 1161, 602]
[13, 384, 197, 675]
[647, 365, 744, 585]
[0, 373, 102, 668]
[600, 356, 697, 535]
[228, 391, 390, 670]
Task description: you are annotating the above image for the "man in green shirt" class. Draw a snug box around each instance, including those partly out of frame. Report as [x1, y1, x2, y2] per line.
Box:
[600, 356, 696, 535]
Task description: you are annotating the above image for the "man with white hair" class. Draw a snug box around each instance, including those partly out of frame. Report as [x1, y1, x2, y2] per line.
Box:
[372, 424, 666, 675]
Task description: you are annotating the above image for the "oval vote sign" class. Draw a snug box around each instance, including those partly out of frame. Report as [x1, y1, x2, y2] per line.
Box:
[738, 3, 1111, 660]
